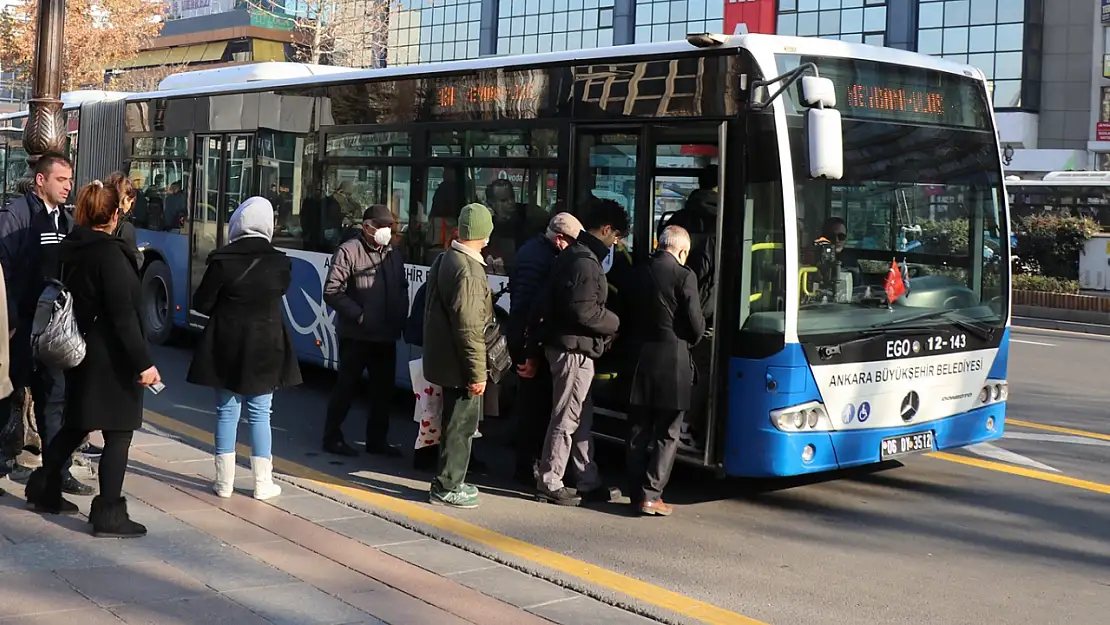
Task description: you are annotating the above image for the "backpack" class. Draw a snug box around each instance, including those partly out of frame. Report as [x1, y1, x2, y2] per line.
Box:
[30, 279, 87, 370]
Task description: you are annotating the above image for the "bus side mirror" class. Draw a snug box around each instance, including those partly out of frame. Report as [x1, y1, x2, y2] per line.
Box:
[807, 107, 843, 180]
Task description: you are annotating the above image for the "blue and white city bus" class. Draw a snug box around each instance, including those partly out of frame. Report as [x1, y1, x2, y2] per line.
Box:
[34, 32, 1010, 478]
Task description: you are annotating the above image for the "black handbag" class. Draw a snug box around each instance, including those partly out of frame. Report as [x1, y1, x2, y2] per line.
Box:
[484, 313, 512, 384]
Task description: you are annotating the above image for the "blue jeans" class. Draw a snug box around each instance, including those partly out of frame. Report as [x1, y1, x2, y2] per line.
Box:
[215, 390, 274, 457]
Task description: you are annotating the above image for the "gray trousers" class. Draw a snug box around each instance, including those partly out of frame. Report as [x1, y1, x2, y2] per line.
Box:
[537, 347, 600, 493]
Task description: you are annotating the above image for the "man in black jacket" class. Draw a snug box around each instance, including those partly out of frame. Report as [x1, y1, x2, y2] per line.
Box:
[0, 153, 93, 495]
[321, 205, 408, 458]
[532, 199, 626, 506]
[507, 212, 582, 486]
[624, 225, 705, 516]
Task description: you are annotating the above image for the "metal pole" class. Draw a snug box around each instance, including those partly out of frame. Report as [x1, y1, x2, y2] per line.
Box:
[18, 0, 66, 194]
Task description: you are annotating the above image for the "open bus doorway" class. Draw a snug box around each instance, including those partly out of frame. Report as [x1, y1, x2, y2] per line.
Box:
[576, 121, 726, 470]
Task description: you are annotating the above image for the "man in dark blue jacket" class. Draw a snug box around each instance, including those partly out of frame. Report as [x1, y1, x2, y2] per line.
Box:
[506, 212, 582, 486]
[0, 153, 93, 496]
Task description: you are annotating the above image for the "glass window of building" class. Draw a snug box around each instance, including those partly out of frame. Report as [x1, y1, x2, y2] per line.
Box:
[0, 71, 29, 105]
[498, 0, 616, 55]
[389, 0, 481, 65]
[917, 0, 1025, 108]
[775, 0, 888, 46]
[634, 0, 724, 44]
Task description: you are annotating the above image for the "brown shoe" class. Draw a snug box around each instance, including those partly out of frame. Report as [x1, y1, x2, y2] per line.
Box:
[640, 499, 673, 516]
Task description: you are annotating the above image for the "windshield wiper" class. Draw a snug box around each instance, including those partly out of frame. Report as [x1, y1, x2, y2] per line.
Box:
[813, 325, 945, 360]
[870, 309, 995, 341]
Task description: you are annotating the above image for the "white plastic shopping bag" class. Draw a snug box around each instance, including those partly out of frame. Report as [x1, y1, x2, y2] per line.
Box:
[409, 358, 443, 449]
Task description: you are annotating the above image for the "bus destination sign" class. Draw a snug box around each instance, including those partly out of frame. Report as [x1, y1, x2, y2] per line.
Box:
[845, 84, 946, 119]
[431, 70, 549, 119]
[436, 84, 535, 108]
[788, 55, 991, 130]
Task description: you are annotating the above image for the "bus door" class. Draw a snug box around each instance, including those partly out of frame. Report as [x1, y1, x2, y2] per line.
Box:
[188, 133, 255, 326]
[647, 123, 726, 466]
[571, 122, 727, 466]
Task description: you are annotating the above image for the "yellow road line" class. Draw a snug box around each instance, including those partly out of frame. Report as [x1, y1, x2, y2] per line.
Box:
[927, 451, 1110, 495]
[143, 410, 766, 625]
[1006, 419, 1110, 442]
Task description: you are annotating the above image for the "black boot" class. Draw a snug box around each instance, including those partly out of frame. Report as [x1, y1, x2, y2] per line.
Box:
[413, 445, 438, 472]
[89, 496, 147, 538]
[25, 468, 79, 515]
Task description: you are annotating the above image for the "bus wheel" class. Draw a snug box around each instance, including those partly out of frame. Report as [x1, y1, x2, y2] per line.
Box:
[141, 260, 174, 345]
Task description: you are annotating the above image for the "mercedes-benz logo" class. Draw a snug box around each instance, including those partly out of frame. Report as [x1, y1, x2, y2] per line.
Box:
[901, 391, 920, 422]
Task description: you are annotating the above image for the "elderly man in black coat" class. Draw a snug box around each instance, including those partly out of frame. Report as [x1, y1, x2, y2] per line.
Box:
[624, 225, 705, 517]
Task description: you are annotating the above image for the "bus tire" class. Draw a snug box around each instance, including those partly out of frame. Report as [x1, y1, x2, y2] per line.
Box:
[141, 260, 175, 345]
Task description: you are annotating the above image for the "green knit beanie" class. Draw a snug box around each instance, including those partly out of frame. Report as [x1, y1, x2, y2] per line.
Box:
[458, 203, 494, 241]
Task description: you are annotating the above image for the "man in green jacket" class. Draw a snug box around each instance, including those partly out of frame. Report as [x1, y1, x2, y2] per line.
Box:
[423, 203, 495, 509]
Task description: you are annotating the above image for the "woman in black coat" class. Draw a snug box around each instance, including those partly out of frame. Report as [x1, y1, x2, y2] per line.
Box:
[186, 197, 301, 501]
[26, 180, 162, 538]
[105, 171, 145, 270]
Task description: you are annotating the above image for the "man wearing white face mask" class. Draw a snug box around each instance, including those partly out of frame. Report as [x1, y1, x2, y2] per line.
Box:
[323, 205, 408, 458]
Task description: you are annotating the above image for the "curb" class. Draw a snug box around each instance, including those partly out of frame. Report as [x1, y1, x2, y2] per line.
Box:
[1012, 316, 1110, 337]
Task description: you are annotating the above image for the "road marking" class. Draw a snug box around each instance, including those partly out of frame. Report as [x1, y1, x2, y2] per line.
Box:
[1004, 432, 1110, 448]
[1011, 339, 1055, 346]
[142, 410, 766, 625]
[927, 451, 1110, 495]
[963, 442, 1060, 472]
[1007, 419, 1110, 442]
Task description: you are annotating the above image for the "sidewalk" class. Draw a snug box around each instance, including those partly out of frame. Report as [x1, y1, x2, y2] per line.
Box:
[0, 426, 593, 625]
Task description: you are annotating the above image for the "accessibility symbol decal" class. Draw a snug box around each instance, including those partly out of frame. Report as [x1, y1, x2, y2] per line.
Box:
[858, 401, 871, 423]
[841, 403, 855, 425]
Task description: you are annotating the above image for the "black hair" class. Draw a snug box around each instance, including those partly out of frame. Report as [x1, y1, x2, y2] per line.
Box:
[582, 197, 630, 234]
[822, 216, 846, 236]
[698, 165, 718, 189]
[34, 152, 72, 179]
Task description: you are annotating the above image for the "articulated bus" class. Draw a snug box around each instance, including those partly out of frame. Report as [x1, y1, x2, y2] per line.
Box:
[1006, 171, 1110, 229]
[15, 34, 1011, 477]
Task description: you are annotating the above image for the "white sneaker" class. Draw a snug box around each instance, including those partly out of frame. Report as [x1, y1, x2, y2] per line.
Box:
[213, 453, 235, 498]
[251, 456, 282, 501]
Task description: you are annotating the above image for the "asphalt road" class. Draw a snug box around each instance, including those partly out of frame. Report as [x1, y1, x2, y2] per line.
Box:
[144, 326, 1110, 625]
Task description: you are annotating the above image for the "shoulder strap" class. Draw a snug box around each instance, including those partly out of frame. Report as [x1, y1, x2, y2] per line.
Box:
[228, 258, 261, 289]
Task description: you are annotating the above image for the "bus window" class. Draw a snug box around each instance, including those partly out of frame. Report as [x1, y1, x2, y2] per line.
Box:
[259, 130, 311, 250]
[130, 136, 189, 232]
[219, 134, 255, 243]
[478, 172, 556, 276]
[423, 164, 474, 265]
[320, 163, 412, 254]
[573, 131, 637, 251]
[423, 128, 558, 274]
[733, 114, 786, 358]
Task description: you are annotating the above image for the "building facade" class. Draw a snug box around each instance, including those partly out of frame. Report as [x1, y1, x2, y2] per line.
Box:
[110, 2, 300, 80]
[385, 0, 1103, 177]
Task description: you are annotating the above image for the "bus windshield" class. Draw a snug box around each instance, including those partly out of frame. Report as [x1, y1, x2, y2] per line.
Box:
[776, 55, 1008, 341]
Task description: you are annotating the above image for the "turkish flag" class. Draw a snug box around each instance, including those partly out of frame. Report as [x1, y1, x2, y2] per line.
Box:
[884, 259, 907, 303]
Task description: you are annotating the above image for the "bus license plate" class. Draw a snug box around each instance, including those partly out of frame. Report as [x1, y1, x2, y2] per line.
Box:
[880, 431, 935, 460]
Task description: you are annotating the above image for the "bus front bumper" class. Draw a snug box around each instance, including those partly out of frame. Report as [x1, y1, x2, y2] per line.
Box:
[725, 402, 1006, 478]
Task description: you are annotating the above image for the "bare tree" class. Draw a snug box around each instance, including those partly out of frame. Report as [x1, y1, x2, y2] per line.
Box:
[248, 0, 395, 68]
[106, 63, 191, 93]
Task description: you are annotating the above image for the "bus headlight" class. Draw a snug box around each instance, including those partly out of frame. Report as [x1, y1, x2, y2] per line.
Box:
[770, 402, 832, 432]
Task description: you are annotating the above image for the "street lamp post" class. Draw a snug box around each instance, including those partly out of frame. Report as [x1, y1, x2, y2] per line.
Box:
[18, 0, 66, 193]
